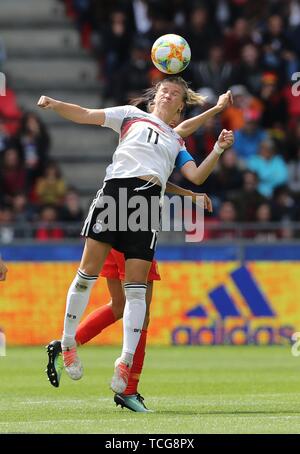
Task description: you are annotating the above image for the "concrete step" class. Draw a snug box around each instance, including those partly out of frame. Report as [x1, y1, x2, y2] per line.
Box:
[17, 91, 103, 113]
[4, 58, 99, 85]
[7, 48, 89, 59]
[1, 28, 80, 53]
[12, 79, 102, 92]
[49, 124, 117, 158]
[0, 0, 66, 26]
[60, 162, 107, 191]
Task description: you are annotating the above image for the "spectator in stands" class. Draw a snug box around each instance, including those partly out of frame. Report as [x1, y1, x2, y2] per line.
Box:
[99, 9, 133, 98]
[259, 72, 288, 130]
[130, 0, 151, 34]
[0, 148, 26, 202]
[235, 43, 263, 96]
[288, 147, 300, 193]
[35, 205, 64, 240]
[271, 185, 297, 222]
[221, 85, 263, 131]
[0, 117, 11, 154]
[11, 192, 35, 223]
[0, 85, 22, 135]
[252, 203, 278, 241]
[0, 204, 15, 243]
[223, 17, 252, 63]
[193, 116, 220, 161]
[247, 139, 288, 198]
[16, 112, 50, 188]
[286, 118, 300, 161]
[283, 80, 300, 127]
[232, 170, 267, 222]
[211, 200, 238, 239]
[261, 14, 299, 82]
[113, 41, 151, 104]
[61, 187, 84, 237]
[34, 161, 66, 206]
[142, 7, 174, 44]
[192, 43, 236, 95]
[184, 4, 217, 62]
[213, 148, 243, 201]
[287, 18, 300, 60]
[233, 108, 268, 161]
[70, 0, 93, 48]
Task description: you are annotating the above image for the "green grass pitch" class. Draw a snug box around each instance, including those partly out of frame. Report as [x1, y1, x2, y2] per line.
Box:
[0, 345, 300, 434]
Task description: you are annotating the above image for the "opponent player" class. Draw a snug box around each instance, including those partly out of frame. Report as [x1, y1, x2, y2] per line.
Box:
[46, 183, 212, 412]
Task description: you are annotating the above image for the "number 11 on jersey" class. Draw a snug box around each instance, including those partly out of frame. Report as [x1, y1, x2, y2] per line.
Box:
[147, 127, 159, 144]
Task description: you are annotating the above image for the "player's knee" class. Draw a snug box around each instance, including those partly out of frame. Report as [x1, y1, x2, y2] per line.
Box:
[72, 270, 97, 293]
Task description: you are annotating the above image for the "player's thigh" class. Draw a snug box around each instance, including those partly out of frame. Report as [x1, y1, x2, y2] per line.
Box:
[107, 278, 125, 319]
[125, 258, 152, 283]
[79, 238, 112, 276]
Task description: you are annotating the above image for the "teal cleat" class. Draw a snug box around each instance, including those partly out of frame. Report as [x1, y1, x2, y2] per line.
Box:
[45, 340, 63, 388]
[114, 393, 153, 413]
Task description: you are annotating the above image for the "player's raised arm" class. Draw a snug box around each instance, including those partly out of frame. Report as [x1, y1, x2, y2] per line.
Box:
[165, 182, 213, 212]
[180, 129, 234, 185]
[37, 96, 106, 126]
[174, 90, 233, 138]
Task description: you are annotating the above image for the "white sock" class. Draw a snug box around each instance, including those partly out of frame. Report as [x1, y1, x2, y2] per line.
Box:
[62, 269, 98, 348]
[121, 283, 147, 366]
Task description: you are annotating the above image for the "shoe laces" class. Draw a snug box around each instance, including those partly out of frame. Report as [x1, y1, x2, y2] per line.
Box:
[62, 346, 78, 367]
[136, 393, 147, 408]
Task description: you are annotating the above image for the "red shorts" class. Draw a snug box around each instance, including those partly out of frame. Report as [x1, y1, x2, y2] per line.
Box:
[100, 249, 161, 282]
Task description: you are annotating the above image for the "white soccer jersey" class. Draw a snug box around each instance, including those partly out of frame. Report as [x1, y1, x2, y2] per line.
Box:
[101, 105, 187, 192]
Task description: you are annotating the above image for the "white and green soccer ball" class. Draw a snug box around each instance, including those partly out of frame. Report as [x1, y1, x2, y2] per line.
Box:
[151, 34, 191, 74]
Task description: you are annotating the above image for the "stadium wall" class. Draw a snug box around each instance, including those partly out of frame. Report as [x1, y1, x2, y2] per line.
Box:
[1, 243, 300, 346]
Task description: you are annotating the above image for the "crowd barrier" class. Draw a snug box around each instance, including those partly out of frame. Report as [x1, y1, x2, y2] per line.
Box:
[1, 243, 300, 345]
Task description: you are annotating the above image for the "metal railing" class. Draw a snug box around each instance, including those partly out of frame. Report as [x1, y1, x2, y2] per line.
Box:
[1, 221, 300, 244]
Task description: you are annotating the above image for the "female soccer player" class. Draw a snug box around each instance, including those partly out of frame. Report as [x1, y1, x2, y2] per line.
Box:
[38, 76, 234, 395]
[45, 105, 227, 411]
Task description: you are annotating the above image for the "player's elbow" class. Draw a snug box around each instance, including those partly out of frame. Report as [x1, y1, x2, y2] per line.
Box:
[188, 173, 205, 185]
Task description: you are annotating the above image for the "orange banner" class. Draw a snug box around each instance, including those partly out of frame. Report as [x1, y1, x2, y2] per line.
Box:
[1, 262, 299, 345]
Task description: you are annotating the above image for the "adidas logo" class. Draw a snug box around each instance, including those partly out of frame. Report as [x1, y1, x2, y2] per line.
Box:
[172, 266, 294, 345]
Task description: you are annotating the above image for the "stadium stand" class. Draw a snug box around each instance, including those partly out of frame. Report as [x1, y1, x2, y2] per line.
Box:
[0, 0, 300, 241]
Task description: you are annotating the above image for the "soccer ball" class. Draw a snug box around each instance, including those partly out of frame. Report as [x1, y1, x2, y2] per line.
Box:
[151, 34, 191, 74]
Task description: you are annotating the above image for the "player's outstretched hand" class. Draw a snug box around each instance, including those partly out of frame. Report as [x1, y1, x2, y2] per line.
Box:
[216, 90, 233, 112]
[192, 193, 213, 213]
[37, 96, 57, 109]
[217, 129, 234, 150]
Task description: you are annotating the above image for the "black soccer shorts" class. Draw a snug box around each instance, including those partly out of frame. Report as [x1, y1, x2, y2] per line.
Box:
[81, 177, 162, 262]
